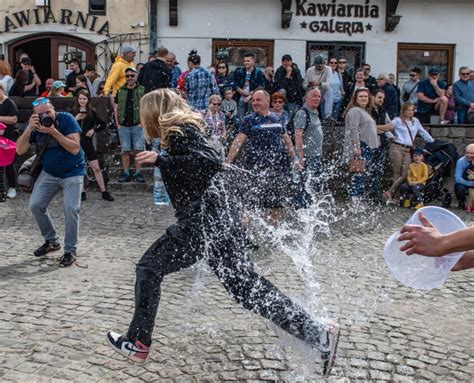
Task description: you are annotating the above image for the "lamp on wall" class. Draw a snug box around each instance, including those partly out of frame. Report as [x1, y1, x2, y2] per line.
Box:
[386, 14, 402, 32]
[281, 0, 293, 29]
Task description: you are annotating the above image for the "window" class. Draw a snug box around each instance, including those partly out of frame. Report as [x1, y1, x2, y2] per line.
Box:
[89, 0, 106, 16]
[212, 39, 274, 72]
[397, 44, 455, 87]
[306, 42, 365, 74]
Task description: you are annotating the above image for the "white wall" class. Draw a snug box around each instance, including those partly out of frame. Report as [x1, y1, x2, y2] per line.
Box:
[156, 0, 474, 78]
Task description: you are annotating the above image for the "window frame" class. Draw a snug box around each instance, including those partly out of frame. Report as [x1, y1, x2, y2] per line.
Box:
[397, 43, 455, 85]
[212, 39, 274, 71]
[89, 0, 107, 16]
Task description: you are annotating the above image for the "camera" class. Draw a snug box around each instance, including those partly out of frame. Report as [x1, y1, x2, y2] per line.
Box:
[38, 113, 54, 128]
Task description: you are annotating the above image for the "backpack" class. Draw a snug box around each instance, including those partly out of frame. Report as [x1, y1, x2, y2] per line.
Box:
[286, 107, 311, 144]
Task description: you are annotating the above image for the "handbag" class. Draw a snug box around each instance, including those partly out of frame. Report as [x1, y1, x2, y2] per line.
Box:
[402, 83, 417, 102]
[17, 135, 52, 192]
[348, 157, 366, 173]
[0, 136, 16, 167]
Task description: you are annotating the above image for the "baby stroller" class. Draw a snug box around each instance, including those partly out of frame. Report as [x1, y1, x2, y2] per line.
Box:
[420, 141, 459, 207]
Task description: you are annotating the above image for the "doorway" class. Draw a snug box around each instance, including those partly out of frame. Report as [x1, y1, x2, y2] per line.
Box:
[8, 34, 95, 93]
[306, 41, 365, 76]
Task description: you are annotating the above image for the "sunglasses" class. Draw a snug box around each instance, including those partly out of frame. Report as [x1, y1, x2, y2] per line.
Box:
[125, 74, 136, 78]
[212, 102, 221, 106]
[217, 66, 226, 69]
[329, 61, 337, 64]
[32, 98, 50, 107]
[461, 72, 470, 76]
[409, 74, 417, 77]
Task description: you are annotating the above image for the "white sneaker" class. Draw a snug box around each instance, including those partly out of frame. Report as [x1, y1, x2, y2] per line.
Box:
[319, 321, 341, 376]
[6, 188, 17, 199]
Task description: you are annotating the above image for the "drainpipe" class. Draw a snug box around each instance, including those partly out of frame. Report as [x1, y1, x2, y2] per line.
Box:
[149, 0, 158, 53]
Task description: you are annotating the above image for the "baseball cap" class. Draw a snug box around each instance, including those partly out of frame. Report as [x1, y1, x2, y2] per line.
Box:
[52, 80, 66, 89]
[313, 56, 324, 65]
[122, 45, 137, 54]
[21, 57, 32, 65]
[428, 67, 441, 75]
[412, 147, 424, 156]
[125, 67, 137, 73]
[282, 54, 292, 61]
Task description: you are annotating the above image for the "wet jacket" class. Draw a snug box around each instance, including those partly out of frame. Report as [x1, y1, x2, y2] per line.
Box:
[154, 125, 223, 215]
[138, 59, 172, 93]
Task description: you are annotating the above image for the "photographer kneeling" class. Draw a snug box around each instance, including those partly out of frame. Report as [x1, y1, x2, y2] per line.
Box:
[16, 97, 85, 267]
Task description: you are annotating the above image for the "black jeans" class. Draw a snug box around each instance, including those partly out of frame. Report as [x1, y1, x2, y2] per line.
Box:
[127, 183, 323, 348]
[455, 183, 469, 206]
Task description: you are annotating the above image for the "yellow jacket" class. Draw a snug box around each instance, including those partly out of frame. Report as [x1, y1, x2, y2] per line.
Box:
[104, 57, 136, 96]
[407, 162, 429, 185]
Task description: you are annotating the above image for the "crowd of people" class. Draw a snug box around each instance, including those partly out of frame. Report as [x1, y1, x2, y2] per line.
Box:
[0, 46, 473, 213]
[1, 46, 474, 377]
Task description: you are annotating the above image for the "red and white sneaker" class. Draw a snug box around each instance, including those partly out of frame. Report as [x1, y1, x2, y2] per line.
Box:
[106, 331, 150, 364]
[319, 321, 341, 376]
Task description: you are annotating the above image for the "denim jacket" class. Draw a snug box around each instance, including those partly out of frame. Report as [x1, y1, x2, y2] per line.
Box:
[233, 67, 265, 94]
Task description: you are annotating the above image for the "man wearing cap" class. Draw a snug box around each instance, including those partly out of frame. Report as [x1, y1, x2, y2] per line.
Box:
[274, 54, 304, 114]
[453, 66, 474, 124]
[303, 56, 333, 120]
[104, 45, 137, 96]
[114, 67, 146, 183]
[185, 52, 219, 111]
[20, 57, 41, 97]
[416, 68, 448, 124]
[16, 97, 85, 267]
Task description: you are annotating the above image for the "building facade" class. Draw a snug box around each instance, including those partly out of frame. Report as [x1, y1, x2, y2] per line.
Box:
[1, 0, 473, 91]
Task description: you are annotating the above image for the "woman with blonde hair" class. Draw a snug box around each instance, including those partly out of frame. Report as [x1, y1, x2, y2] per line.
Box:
[383, 102, 434, 202]
[106, 88, 340, 377]
[202, 93, 226, 148]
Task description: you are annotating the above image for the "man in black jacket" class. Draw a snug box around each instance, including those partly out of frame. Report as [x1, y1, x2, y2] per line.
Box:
[274, 54, 304, 114]
[137, 46, 172, 93]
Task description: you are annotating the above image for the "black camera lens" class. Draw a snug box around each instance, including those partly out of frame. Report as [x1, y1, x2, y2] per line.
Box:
[39, 113, 54, 128]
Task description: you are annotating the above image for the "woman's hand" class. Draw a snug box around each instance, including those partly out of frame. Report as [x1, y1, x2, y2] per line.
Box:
[85, 130, 94, 137]
[135, 150, 158, 165]
[76, 113, 86, 121]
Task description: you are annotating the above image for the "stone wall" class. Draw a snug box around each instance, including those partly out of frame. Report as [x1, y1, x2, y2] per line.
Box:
[426, 125, 474, 154]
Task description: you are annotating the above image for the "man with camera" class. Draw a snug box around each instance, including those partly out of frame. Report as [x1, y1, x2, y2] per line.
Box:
[16, 98, 85, 267]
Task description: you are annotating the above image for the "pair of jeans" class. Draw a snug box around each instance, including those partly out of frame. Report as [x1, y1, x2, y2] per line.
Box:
[331, 99, 343, 120]
[348, 143, 375, 198]
[294, 156, 323, 209]
[369, 146, 387, 201]
[400, 183, 425, 204]
[29, 171, 83, 253]
[456, 108, 467, 124]
[237, 100, 250, 119]
[127, 177, 324, 349]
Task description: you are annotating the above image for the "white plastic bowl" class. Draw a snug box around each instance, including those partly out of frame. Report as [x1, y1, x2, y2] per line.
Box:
[384, 206, 466, 290]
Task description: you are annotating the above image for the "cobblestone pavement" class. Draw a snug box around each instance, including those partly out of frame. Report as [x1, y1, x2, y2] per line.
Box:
[0, 191, 473, 382]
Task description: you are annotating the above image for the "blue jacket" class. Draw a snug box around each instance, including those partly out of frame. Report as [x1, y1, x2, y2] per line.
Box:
[455, 156, 474, 187]
[453, 79, 474, 110]
[233, 67, 265, 94]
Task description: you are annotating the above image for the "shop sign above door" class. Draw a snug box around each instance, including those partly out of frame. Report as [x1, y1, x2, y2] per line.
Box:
[1, 8, 110, 36]
[295, 0, 380, 36]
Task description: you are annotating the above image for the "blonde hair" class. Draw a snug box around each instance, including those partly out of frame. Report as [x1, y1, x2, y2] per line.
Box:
[208, 94, 222, 106]
[401, 102, 415, 123]
[140, 89, 205, 148]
